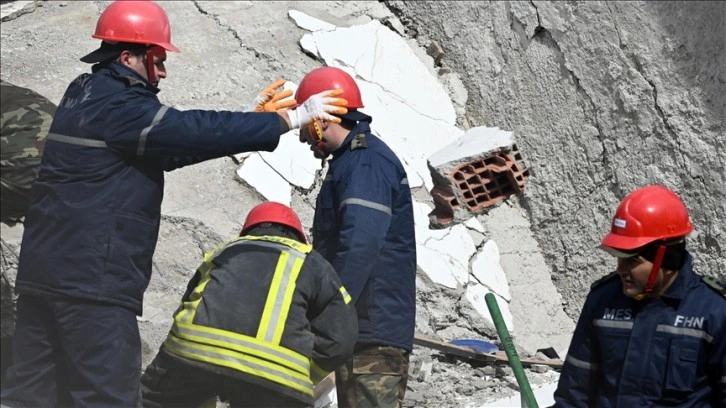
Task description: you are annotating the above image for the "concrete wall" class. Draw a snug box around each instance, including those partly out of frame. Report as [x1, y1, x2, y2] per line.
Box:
[386, 0, 725, 316]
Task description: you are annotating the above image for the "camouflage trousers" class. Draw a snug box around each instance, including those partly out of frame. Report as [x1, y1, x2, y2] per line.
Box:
[335, 345, 410, 408]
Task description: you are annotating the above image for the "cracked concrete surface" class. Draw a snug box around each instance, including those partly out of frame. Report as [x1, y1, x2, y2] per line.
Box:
[386, 0, 725, 319]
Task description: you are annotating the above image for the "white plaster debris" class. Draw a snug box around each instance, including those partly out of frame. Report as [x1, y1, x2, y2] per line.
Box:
[296, 15, 463, 191]
[429, 126, 516, 168]
[414, 202, 473, 288]
[288, 9, 337, 32]
[235, 10, 517, 331]
[465, 284, 514, 330]
[236, 153, 291, 206]
[258, 132, 321, 190]
[240, 11, 463, 194]
[239, 9, 516, 335]
[464, 216, 486, 233]
[471, 240, 512, 302]
[414, 202, 516, 328]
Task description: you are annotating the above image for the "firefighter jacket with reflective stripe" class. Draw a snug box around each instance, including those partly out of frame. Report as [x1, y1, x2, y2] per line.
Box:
[15, 62, 283, 314]
[554, 253, 726, 407]
[163, 235, 358, 405]
[312, 121, 417, 351]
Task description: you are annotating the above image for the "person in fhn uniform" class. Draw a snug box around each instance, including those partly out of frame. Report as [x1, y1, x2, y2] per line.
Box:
[553, 185, 726, 407]
[296, 66, 417, 408]
[0, 1, 349, 406]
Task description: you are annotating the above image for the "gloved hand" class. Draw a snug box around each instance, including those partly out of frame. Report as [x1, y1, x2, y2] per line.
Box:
[289, 89, 348, 129]
[245, 79, 297, 112]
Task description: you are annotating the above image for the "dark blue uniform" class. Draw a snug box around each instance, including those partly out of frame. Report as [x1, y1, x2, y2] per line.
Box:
[312, 122, 416, 352]
[1, 62, 284, 407]
[554, 253, 726, 407]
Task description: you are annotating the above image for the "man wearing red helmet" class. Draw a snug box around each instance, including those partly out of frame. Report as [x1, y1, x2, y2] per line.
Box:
[295, 67, 417, 408]
[553, 185, 726, 407]
[140, 202, 357, 408]
[1, 1, 347, 407]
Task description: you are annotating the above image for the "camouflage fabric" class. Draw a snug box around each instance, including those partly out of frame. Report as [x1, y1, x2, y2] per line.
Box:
[0, 80, 56, 222]
[335, 345, 410, 408]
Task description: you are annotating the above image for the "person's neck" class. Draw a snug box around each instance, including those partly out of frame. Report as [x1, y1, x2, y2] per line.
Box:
[327, 125, 353, 151]
[655, 270, 679, 296]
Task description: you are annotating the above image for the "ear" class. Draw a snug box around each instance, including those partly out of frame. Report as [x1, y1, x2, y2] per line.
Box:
[118, 50, 134, 67]
[320, 120, 330, 131]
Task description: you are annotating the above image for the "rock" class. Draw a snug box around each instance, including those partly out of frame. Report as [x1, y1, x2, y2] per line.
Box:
[477, 366, 497, 377]
[495, 365, 513, 377]
[426, 40, 445, 66]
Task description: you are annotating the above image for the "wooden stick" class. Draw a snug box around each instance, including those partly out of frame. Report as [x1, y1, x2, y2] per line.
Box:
[414, 333, 563, 369]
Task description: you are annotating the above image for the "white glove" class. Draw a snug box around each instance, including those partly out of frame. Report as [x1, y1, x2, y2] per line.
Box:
[289, 89, 348, 129]
[245, 79, 296, 112]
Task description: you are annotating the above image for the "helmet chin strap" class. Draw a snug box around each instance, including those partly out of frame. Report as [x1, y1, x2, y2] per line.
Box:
[634, 244, 666, 300]
[144, 48, 157, 85]
[303, 120, 329, 159]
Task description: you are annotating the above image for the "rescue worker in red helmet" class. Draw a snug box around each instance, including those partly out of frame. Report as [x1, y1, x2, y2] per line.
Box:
[141, 202, 357, 408]
[296, 66, 417, 408]
[1, 1, 348, 406]
[554, 185, 726, 407]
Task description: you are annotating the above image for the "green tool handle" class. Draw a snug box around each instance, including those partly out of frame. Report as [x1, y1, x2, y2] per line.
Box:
[485, 292, 539, 408]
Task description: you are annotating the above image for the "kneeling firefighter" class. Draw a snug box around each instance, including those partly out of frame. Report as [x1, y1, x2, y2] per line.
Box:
[142, 202, 358, 408]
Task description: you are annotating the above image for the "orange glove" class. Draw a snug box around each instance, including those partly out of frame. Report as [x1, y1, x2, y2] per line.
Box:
[245, 79, 297, 112]
[289, 89, 348, 129]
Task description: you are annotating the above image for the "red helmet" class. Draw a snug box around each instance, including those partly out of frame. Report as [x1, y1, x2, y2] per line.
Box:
[601, 185, 693, 251]
[295, 67, 363, 108]
[240, 202, 307, 243]
[92, 0, 180, 53]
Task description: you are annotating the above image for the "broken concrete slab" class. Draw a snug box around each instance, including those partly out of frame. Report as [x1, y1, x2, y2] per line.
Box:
[428, 126, 531, 228]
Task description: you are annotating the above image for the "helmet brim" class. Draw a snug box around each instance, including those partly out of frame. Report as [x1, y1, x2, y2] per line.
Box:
[600, 232, 655, 252]
[154, 41, 180, 53]
[598, 244, 640, 258]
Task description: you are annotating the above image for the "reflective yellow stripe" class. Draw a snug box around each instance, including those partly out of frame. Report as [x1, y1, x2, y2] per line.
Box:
[258, 251, 290, 340]
[273, 255, 304, 344]
[257, 249, 306, 344]
[172, 321, 309, 371]
[164, 334, 313, 396]
[310, 360, 329, 384]
[176, 262, 214, 324]
[174, 239, 239, 324]
[168, 234, 316, 395]
[339, 286, 352, 304]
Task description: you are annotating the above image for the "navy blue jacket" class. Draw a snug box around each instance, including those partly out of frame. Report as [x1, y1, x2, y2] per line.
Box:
[554, 253, 726, 407]
[312, 122, 416, 351]
[16, 62, 283, 314]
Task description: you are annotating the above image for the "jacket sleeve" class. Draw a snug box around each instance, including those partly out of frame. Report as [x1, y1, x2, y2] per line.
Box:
[553, 293, 599, 407]
[100, 89, 282, 158]
[163, 153, 221, 172]
[307, 256, 357, 381]
[710, 300, 726, 407]
[330, 156, 396, 302]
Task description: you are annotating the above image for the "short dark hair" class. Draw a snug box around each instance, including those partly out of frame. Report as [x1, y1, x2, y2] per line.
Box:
[637, 239, 687, 271]
[339, 118, 357, 130]
[80, 41, 149, 64]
